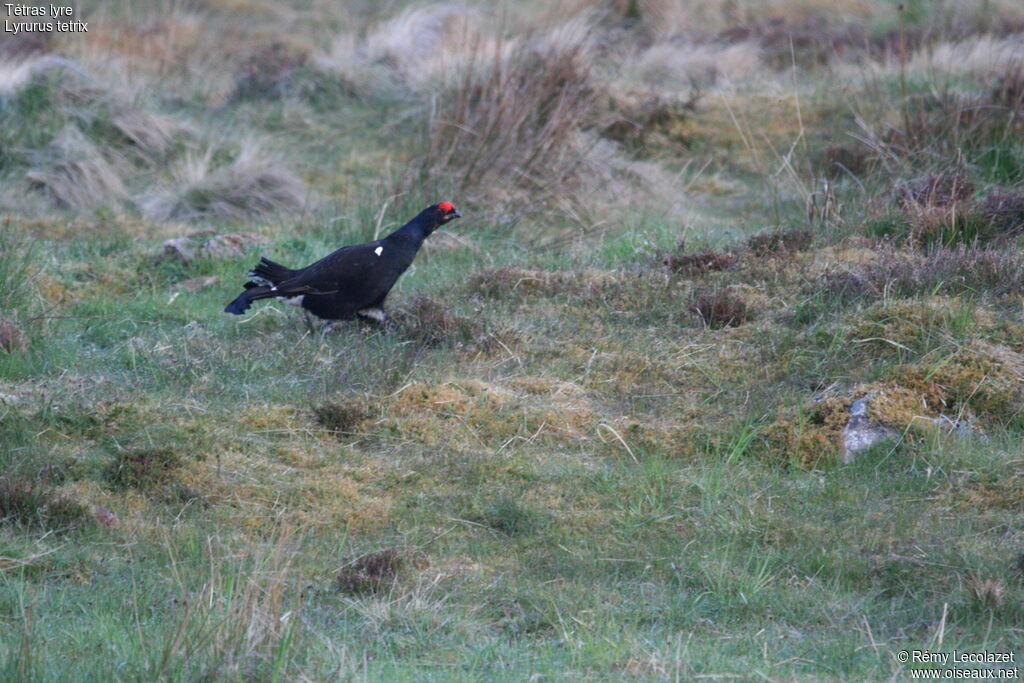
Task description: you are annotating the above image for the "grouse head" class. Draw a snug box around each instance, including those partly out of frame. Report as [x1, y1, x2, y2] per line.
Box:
[421, 201, 461, 232]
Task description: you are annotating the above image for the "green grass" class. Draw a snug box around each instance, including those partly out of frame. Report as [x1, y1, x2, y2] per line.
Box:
[1, 1, 1024, 680]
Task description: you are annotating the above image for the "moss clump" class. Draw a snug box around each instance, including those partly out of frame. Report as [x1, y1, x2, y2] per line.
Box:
[762, 395, 849, 466]
[763, 382, 951, 465]
[602, 91, 699, 150]
[863, 383, 937, 437]
[961, 474, 1024, 511]
[384, 379, 597, 448]
[848, 298, 991, 355]
[894, 343, 1024, 426]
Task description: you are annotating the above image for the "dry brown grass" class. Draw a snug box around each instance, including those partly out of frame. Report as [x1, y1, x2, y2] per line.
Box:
[815, 245, 1024, 303]
[154, 530, 304, 680]
[231, 41, 310, 101]
[693, 288, 749, 328]
[602, 91, 701, 149]
[0, 477, 92, 530]
[0, 318, 27, 353]
[978, 190, 1024, 233]
[966, 576, 1007, 609]
[312, 398, 373, 436]
[663, 246, 737, 275]
[619, 39, 763, 91]
[27, 126, 126, 209]
[890, 173, 981, 245]
[746, 228, 814, 255]
[413, 17, 600, 205]
[336, 547, 429, 594]
[397, 295, 494, 349]
[142, 145, 305, 222]
[893, 172, 975, 208]
[106, 447, 183, 491]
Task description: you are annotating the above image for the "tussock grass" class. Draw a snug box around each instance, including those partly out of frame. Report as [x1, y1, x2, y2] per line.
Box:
[663, 245, 736, 275]
[2, 1, 1024, 679]
[231, 41, 310, 102]
[142, 144, 306, 222]
[620, 38, 763, 91]
[336, 546, 429, 594]
[810, 241, 1024, 307]
[397, 295, 495, 349]
[106, 447, 183, 490]
[413, 19, 600, 206]
[0, 318, 27, 353]
[694, 287, 750, 328]
[0, 477, 91, 530]
[312, 397, 373, 436]
[142, 530, 306, 680]
[26, 126, 126, 209]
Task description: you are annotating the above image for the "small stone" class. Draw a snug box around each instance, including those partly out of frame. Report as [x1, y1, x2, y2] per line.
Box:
[160, 233, 268, 263]
[178, 275, 220, 291]
[841, 391, 900, 463]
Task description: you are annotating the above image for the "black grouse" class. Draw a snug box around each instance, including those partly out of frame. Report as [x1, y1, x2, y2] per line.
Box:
[224, 202, 460, 327]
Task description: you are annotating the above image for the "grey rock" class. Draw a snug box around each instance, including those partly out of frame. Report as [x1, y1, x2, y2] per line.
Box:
[160, 232, 268, 263]
[841, 391, 900, 463]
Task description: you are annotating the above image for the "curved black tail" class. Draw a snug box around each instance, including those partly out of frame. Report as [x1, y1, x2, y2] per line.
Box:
[225, 291, 255, 315]
[226, 257, 296, 315]
[251, 257, 296, 283]
[224, 284, 279, 315]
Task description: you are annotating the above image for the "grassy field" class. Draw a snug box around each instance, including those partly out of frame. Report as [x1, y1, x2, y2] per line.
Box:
[1, 0, 1023, 679]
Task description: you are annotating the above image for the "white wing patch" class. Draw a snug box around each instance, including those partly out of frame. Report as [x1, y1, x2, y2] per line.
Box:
[374, 246, 383, 256]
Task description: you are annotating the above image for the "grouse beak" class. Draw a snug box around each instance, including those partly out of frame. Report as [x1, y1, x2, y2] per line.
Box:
[452, 210, 462, 219]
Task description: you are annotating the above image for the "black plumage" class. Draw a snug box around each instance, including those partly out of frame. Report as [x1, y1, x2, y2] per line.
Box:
[224, 202, 460, 325]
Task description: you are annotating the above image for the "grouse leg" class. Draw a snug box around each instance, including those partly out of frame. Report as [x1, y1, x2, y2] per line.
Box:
[358, 307, 394, 333]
